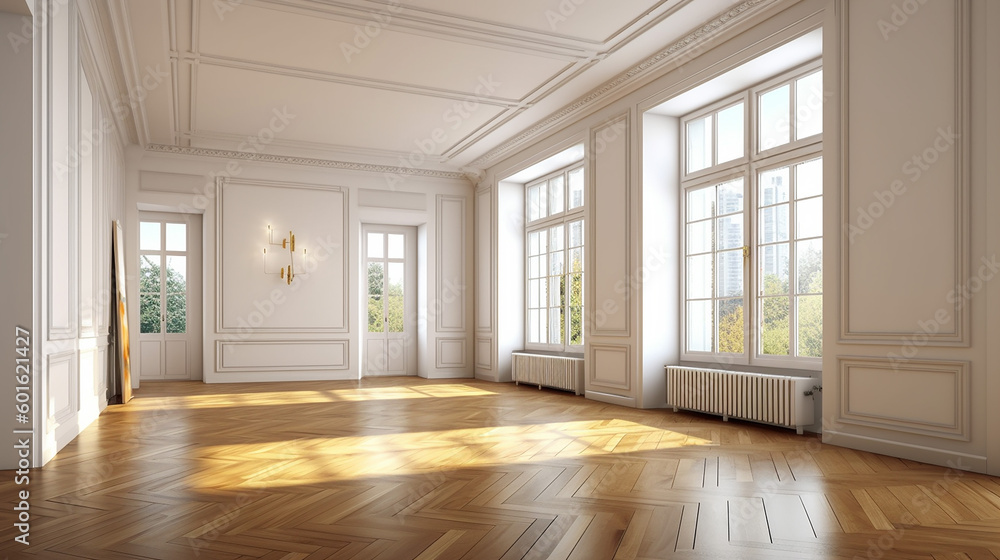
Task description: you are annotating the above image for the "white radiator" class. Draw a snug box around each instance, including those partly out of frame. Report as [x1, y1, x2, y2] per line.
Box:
[512, 352, 584, 395]
[665, 366, 815, 434]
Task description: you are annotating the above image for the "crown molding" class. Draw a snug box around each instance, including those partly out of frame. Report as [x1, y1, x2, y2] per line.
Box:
[145, 143, 470, 181]
[469, 0, 779, 168]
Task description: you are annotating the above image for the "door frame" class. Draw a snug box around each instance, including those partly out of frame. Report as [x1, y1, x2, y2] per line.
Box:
[136, 211, 203, 381]
[361, 224, 418, 376]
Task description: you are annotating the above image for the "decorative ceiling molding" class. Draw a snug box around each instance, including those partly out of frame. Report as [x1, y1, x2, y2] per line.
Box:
[253, 0, 616, 57]
[194, 54, 525, 107]
[145, 143, 471, 181]
[468, 0, 779, 169]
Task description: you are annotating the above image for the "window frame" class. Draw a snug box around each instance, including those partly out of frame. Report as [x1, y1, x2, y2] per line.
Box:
[679, 61, 823, 371]
[524, 163, 586, 353]
[680, 93, 750, 182]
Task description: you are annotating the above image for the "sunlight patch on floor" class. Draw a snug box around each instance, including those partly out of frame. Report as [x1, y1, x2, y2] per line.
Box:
[128, 384, 498, 410]
[193, 419, 716, 490]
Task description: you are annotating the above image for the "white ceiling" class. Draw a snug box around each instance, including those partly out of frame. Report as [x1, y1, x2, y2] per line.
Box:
[110, 0, 759, 174]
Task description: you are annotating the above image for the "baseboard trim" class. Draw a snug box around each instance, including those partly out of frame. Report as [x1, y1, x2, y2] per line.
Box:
[585, 390, 636, 408]
[823, 430, 986, 474]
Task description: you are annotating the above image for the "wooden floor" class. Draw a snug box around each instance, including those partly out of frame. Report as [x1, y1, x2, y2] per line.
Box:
[3, 378, 1000, 559]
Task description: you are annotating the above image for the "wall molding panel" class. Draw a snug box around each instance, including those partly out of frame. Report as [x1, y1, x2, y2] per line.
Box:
[475, 188, 493, 334]
[839, 0, 971, 345]
[589, 113, 632, 337]
[216, 178, 349, 334]
[588, 343, 632, 393]
[217, 340, 349, 372]
[839, 357, 970, 441]
[436, 195, 467, 333]
[436, 337, 467, 369]
[475, 338, 492, 370]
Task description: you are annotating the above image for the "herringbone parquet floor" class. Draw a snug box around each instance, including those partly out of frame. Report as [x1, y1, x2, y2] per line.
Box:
[3, 378, 1000, 559]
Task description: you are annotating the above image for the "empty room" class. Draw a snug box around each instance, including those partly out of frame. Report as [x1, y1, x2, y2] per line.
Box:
[2, 0, 1000, 558]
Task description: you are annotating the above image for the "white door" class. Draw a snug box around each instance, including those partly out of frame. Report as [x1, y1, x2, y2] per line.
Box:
[363, 226, 417, 376]
[137, 212, 203, 380]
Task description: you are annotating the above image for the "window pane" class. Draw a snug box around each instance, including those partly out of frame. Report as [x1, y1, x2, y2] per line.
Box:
[796, 158, 823, 199]
[528, 309, 539, 343]
[687, 220, 713, 254]
[166, 293, 186, 334]
[528, 231, 540, 256]
[569, 247, 584, 273]
[528, 184, 546, 221]
[367, 233, 384, 258]
[140, 294, 160, 334]
[529, 256, 544, 279]
[716, 214, 743, 251]
[387, 262, 404, 333]
[796, 239, 823, 294]
[717, 178, 744, 215]
[539, 277, 549, 309]
[717, 103, 744, 164]
[796, 70, 823, 140]
[687, 300, 713, 352]
[548, 276, 561, 307]
[687, 114, 713, 173]
[760, 296, 790, 355]
[388, 234, 404, 259]
[797, 295, 823, 357]
[717, 250, 743, 298]
[759, 84, 790, 151]
[687, 254, 713, 299]
[166, 256, 186, 294]
[367, 262, 384, 296]
[687, 186, 715, 221]
[759, 243, 790, 295]
[759, 205, 789, 244]
[568, 168, 584, 209]
[549, 175, 564, 215]
[796, 197, 823, 239]
[139, 255, 161, 294]
[549, 307, 563, 344]
[140, 221, 160, 251]
[717, 298, 744, 354]
[760, 167, 790, 205]
[569, 273, 583, 310]
[549, 225, 564, 251]
[549, 250, 564, 276]
[165, 223, 186, 252]
[569, 220, 584, 248]
[569, 305, 583, 346]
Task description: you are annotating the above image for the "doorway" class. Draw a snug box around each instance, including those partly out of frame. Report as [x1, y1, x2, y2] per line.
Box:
[137, 212, 203, 380]
[363, 225, 417, 376]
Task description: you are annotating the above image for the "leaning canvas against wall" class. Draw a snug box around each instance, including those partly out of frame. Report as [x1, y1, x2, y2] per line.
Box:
[113, 220, 132, 403]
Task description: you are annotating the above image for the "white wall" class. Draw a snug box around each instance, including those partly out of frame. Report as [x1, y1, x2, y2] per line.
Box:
[18, 0, 129, 467]
[126, 151, 475, 382]
[0, 9, 35, 470]
[822, 0, 1000, 474]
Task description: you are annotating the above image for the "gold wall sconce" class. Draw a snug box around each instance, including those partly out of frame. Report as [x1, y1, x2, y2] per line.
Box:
[263, 225, 309, 285]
